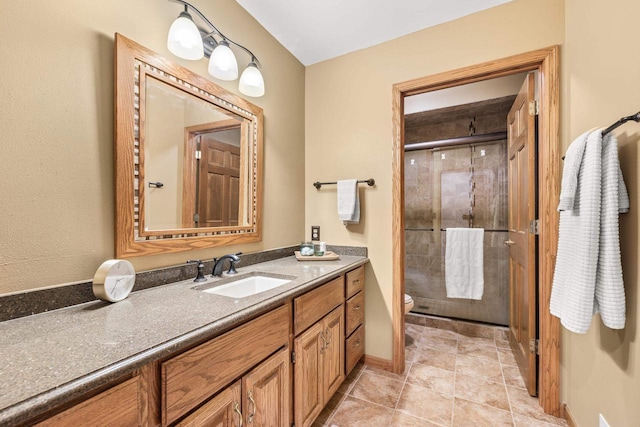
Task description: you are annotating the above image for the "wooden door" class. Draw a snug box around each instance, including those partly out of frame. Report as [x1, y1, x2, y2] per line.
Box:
[294, 322, 324, 427]
[322, 306, 345, 403]
[243, 348, 290, 427]
[176, 381, 242, 427]
[198, 138, 241, 228]
[506, 73, 538, 396]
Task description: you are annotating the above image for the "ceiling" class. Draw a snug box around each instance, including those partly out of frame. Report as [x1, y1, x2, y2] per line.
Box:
[235, 0, 514, 65]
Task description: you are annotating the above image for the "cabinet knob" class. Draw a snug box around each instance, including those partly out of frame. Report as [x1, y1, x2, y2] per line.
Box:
[354, 340, 361, 348]
[354, 304, 361, 310]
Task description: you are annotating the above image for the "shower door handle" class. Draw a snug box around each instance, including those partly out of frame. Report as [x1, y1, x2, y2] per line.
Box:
[504, 239, 515, 246]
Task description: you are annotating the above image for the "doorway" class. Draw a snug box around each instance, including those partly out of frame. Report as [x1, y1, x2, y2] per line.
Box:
[391, 46, 561, 416]
[183, 120, 243, 229]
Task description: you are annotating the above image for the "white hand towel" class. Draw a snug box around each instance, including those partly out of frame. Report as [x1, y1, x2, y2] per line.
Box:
[337, 179, 360, 225]
[445, 228, 484, 300]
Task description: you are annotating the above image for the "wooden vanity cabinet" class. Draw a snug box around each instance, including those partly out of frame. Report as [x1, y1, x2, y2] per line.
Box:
[29, 263, 369, 427]
[177, 348, 290, 427]
[293, 278, 346, 427]
[344, 265, 365, 375]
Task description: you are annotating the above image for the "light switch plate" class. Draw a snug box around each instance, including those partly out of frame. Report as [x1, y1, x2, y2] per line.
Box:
[311, 226, 320, 241]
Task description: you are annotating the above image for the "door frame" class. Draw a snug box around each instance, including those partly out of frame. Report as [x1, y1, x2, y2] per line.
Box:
[391, 46, 561, 415]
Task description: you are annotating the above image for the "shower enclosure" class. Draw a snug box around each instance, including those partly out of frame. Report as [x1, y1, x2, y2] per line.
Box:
[404, 138, 509, 325]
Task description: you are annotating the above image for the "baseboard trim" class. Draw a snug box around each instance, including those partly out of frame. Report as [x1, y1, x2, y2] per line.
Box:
[363, 354, 393, 371]
[563, 403, 578, 427]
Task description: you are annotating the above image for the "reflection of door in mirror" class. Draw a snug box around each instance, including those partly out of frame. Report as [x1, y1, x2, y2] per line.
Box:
[143, 76, 245, 231]
[182, 121, 241, 228]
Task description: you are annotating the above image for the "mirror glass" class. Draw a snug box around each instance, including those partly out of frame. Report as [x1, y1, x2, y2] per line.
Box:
[143, 77, 249, 230]
[114, 34, 263, 258]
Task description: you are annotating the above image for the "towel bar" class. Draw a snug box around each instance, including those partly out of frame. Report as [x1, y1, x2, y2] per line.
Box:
[313, 179, 375, 190]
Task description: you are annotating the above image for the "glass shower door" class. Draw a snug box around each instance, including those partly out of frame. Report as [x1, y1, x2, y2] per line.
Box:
[404, 141, 509, 325]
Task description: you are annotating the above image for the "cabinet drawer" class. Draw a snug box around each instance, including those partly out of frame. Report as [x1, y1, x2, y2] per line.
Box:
[294, 276, 344, 335]
[345, 325, 365, 375]
[345, 266, 364, 299]
[345, 291, 365, 336]
[36, 375, 144, 427]
[162, 305, 290, 425]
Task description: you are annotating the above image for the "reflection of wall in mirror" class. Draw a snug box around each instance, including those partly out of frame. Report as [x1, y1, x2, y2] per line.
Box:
[144, 79, 233, 230]
[145, 82, 184, 230]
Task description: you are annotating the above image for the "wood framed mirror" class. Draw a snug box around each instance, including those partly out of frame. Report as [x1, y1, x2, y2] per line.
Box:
[114, 34, 263, 257]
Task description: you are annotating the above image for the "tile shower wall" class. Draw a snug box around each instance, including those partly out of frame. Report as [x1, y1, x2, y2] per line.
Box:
[405, 141, 509, 325]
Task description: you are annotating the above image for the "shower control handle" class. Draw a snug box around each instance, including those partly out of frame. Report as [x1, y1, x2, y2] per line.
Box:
[504, 239, 515, 246]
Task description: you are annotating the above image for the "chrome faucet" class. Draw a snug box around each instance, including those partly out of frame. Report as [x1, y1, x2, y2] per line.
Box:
[211, 253, 242, 277]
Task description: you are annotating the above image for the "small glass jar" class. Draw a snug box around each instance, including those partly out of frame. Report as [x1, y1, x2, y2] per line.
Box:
[314, 241, 326, 257]
[300, 241, 314, 256]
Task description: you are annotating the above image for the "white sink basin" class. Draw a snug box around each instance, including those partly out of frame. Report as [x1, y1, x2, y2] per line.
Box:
[200, 275, 293, 298]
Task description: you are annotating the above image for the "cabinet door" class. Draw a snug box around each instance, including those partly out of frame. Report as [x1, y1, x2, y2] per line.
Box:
[243, 348, 290, 427]
[294, 322, 324, 427]
[322, 306, 345, 403]
[176, 381, 242, 427]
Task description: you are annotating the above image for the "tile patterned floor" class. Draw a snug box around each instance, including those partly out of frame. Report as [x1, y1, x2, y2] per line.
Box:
[313, 316, 568, 427]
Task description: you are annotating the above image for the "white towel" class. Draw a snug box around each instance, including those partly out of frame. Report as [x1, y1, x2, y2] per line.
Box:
[445, 228, 484, 300]
[337, 179, 360, 225]
[551, 130, 602, 333]
[594, 133, 627, 329]
[551, 129, 628, 333]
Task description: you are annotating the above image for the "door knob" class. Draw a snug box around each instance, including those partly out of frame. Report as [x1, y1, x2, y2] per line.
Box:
[504, 239, 515, 246]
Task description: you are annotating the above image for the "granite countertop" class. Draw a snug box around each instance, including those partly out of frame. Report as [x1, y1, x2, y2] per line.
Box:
[0, 254, 368, 426]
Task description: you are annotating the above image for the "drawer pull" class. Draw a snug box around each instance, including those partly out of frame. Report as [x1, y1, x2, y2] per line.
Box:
[247, 390, 256, 424]
[353, 340, 361, 348]
[352, 279, 360, 285]
[234, 401, 244, 427]
[325, 327, 331, 349]
[354, 304, 361, 310]
[319, 331, 326, 354]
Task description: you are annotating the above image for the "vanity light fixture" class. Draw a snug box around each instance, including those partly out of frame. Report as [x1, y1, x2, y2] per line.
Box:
[166, 0, 265, 97]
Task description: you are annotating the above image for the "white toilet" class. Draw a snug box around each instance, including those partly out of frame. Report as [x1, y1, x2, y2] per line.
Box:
[404, 294, 414, 314]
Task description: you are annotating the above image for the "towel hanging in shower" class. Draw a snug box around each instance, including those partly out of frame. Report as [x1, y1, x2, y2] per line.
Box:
[445, 228, 485, 300]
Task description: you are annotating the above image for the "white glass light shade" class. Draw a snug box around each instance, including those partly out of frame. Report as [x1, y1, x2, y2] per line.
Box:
[239, 62, 265, 97]
[208, 41, 238, 81]
[167, 12, 204, 60]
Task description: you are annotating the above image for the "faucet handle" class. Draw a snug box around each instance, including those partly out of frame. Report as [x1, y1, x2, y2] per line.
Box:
[227, 263, 238, 275]
[227, 255, 241, 275]
[187, 259, 207, 282]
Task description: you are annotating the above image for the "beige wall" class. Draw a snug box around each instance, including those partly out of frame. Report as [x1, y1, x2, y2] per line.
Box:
[0, 0, 305, 295]
[305, 0, 564, 361]
[563, 0, 640, 425]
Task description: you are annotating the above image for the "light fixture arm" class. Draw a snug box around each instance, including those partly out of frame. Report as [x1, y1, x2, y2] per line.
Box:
[168, 0, 262, 68]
